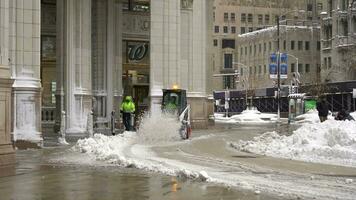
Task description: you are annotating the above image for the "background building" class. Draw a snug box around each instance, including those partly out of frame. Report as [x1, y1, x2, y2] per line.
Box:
[236, 24, 321, 90]
[210, 0, 326, 92]
[320, 0, 356, 82]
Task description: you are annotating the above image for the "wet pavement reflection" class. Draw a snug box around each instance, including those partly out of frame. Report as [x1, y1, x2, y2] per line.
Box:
[0, 148, 281, 200]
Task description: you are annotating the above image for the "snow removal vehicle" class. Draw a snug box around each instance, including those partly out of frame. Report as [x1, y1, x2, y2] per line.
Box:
[162, 87, 192, 139]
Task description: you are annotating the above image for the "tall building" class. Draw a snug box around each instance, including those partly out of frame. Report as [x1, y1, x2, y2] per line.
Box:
[0, 0, 213, 163]
[210, 0, 325, 92]
[236, 24, 321, 90]
[320, 0, 356, 82]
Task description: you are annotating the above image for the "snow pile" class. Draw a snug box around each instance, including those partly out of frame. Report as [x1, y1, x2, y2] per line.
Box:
[73, 132, 211, 181]
[294, 109, 321, 124]
[214, 107, 277, 124]
[230, 120, 356, 167]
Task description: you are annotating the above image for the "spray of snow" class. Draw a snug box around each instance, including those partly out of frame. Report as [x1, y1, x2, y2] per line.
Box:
[136, 112, 182, 144]
[230, 120, 356, 167]
[69, 112, 210, 182]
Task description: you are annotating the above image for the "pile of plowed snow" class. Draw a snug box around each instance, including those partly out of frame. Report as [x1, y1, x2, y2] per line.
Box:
[230, 120, 356, 167]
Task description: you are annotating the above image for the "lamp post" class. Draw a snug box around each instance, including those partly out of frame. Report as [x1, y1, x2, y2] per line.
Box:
[233, 62, 249, 108]
[286, 53, 300, 92]
[276, 9, 305, 121]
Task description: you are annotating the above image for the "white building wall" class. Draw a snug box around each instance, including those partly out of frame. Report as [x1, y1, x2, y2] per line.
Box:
[10, 0, 42, 144]
[0, 0, 15, 165]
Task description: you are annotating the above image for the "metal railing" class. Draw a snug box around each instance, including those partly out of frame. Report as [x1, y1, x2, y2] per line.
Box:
[41, 106, 55, 122]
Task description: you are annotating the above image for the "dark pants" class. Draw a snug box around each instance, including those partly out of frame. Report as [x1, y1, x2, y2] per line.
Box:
[319, 116, 327, 122]
[122, 112, 132, 131]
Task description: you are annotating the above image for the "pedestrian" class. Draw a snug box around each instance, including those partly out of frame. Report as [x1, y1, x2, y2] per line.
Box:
[335, 109, 355, 121]
[316, 97, 328, 122]
[120, 96, 135, 131]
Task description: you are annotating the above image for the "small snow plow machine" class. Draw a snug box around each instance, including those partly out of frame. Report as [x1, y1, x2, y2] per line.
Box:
[162, 88, 192, 139]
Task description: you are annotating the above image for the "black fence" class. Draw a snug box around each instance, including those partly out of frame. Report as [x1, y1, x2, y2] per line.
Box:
[214, 81, 356, 114]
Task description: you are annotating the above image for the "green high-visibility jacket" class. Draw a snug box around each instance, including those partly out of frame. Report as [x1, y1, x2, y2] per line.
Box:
[120, 96, 135, 113]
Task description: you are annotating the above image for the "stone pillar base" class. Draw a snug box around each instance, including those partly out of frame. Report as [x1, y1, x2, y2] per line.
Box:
[0, 76, 15, 167]
[187, 96, 209, 129]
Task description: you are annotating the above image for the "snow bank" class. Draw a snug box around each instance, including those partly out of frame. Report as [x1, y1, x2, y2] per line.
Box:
[214, 108, 277, 124]
[73, 132, 211, 182]
[230, 120, 356, 167]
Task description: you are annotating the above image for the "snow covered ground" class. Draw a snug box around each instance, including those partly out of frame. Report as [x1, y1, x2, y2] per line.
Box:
[214, 107, 278, 124]
[51, 111, 356, 200]
[230, 120, 356, 168]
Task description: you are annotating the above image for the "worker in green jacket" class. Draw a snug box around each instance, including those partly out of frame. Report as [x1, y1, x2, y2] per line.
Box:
[164, 96, 177, 115]
[120, 96, 135, 131]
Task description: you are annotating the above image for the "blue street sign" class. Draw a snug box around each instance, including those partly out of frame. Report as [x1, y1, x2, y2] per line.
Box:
[280, 53, 288, 79]
[269, 53, 277, 79]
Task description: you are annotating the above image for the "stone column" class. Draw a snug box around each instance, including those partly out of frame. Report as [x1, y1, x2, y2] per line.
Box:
[113, 0, 123, 115]
[182, 0, 213, 128]
[92, 0, 108, 128]
[110, 0, 123, 116]
[9, 0, 42, 145]
[150, 0, 181, 113]
[0, 0, 15, 166]
[57, 0, 92, 135]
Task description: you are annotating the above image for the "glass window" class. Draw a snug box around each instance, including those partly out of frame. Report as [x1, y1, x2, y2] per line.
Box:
[298, 63, 303, 73]
[269, 42, 272, 51]
[258, 65, 262, 74]
[305, 64, 310, 73]
[224, 13, 228, 22]
[259, 43, 261, 53]
[283, 40, 286, 50]
[223, 26, 228, 33]
[258, 14, 263, 24]
[240, 47, 243, 55]
[248, 27, 253, 32]
[291, 63, 295, 72]
[248, 14, 253, 23]
[291, 41, 295, 50]
[317, 41, 321, 50]
[223, 76, 233, 89]
[224, 54, 233, 69]
[265, 14, 270, 24]
[263, 43, 266, 53]
[305, 41, 310, 50]
[240, 27, 246, 34]
[214, 26, 219, 33]
[298, 41, 303, 50]
[213, 39, 218, 46]
[307, 3, 313, 11]
[231, 26, 236, 33]
[264, 65, 267, 74]
[231, 13, 235, 22]
[317, 3, 323, 10]
[241, 13, 246, 22]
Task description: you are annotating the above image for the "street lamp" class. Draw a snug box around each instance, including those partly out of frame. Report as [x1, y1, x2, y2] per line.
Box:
[276, 9, 305, 121]
[233, 62, 249, 108]
[286, 53, 301, 92]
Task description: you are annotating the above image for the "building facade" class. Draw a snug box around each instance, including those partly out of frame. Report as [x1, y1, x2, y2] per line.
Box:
[0, 0, 41, 165]
[1, 0, 215, 155]
[211, 0, 325, 92]
[236, 24, 321, 90]
[320, 0, 356, 82]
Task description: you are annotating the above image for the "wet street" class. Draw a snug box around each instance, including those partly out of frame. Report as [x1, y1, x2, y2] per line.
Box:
[1, 123, 356, 200]
[0, 147, 278, 200]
